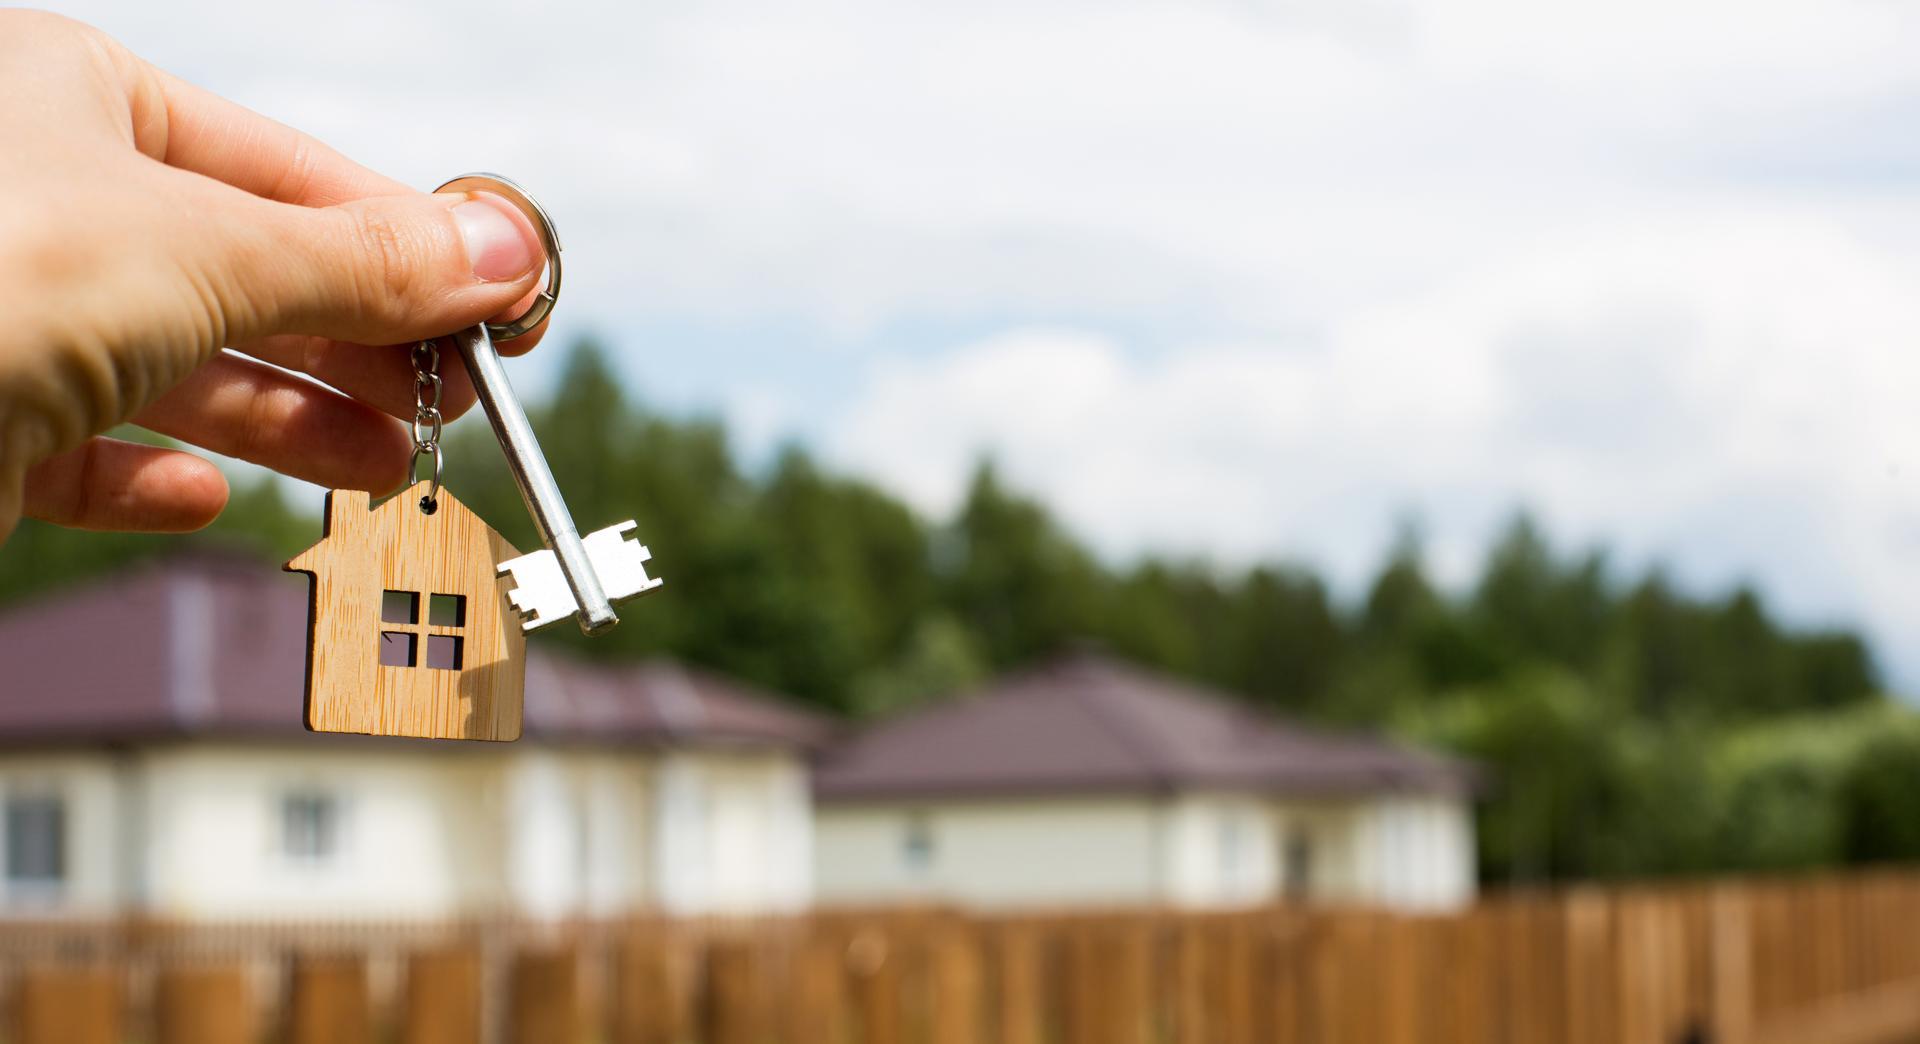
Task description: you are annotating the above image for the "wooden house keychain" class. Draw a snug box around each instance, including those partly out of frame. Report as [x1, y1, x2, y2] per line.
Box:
[286, 174, 662, 742]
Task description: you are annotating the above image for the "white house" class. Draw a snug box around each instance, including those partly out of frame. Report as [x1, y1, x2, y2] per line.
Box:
[0, 553, 825, 920]
[813, 653, 1479, 911]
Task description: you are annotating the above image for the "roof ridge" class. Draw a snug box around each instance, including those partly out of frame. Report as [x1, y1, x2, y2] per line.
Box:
[1057, 662, 1182, 793]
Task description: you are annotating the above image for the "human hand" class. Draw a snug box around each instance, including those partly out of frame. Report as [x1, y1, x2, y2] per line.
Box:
[0, 10, 553, 544]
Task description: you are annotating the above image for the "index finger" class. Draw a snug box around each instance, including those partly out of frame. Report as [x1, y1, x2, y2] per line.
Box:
[150, 67, 410, 206]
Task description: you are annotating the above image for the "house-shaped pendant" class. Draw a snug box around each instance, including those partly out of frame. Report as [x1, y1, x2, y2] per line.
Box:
[285, 483, 526, 741]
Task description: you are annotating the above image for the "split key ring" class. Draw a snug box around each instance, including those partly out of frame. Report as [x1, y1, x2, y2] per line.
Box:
[436, 172, 563, 342]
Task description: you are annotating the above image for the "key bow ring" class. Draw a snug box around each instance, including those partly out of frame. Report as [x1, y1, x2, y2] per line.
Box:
[436, 172, 563, 342]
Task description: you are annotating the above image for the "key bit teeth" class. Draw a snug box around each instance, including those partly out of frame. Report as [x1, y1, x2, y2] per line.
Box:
[582, 520, 665, 603]
[497, 549, 576, 634]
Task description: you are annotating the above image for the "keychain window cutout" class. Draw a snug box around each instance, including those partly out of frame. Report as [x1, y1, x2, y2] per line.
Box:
[429, 594, 466, 627]
[382, 590, 419, 625]
[427, 634, 464, 670]
[379, 631, 417, 667]
[379, 591, 471, 671]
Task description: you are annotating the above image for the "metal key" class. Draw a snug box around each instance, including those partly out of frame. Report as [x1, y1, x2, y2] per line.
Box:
[436, 173, 663, 636]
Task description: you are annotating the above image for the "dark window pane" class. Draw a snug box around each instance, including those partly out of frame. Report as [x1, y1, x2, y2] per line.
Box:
[429, 594, 466, 628]
[1283, 830, 1313, 900]
[902, 813, 934, 872]
[379, 631, 416, 667]
[381, 590, 418, 624]
[426, 634, 464, 670]
[5, 796, 65, 884]
[282, 793, 337, 861]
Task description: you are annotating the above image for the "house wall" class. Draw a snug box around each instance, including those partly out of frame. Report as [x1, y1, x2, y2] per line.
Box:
[0, 741, 816, 921]
[141, 743, 814, 919]
[815, 796, 1168, 907]
[505, 749, 654, 919]
[139, 744, 514, 919]
[1161, 793, 1280, 906]
[652, 750, 812, 915]
[815, 791, 1477, 911]
[1342, 795, 1477, 910]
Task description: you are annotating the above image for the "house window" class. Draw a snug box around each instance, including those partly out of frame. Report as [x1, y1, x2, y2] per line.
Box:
[283, 793, 339, 862]
[902, 814, 935, 874]
[4, 794, 65, 887]
[1282, 827, 1314, 901]
[380, 589, 465, 670]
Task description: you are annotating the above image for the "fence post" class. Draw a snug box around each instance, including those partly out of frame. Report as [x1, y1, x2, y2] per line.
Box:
[402, 948, 483, 1044]
[155, 964, 253, 1044]
[11, 964, 122, 1044]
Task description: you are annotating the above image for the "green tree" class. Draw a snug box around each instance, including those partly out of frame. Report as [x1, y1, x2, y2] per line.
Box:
[940, 461, 1102, 667]
[1839, 725, 1920, 862]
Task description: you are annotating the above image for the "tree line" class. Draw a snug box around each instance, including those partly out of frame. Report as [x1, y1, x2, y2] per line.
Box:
[2, 338, 1913, 884]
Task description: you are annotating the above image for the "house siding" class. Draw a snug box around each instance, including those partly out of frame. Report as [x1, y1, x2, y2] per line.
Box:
[0, 742, 814, 920]
[815, 797, 1167, 907]
[141, 745, 513, 919]
[655, 751, 812, 915]
[1347, 795, 1477, 910]
[816, 792, 1477, 911]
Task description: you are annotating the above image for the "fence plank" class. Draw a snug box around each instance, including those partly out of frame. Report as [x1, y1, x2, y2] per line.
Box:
[287, 955, 372, 1044]
[11, 965, 122, 1044]
[402, 948, 482, 1044]
[994, 924, 1045, 1044]
[614, 930, 697, 1044]
[929, 926, 983, 1044]
[1710, 886, 1755, 1044]
[704, 941, 760, 1044]
[510, 948, 578, 1044]
[852, 928, 903, 1044]
[788, 936, 851, 1044]
[155, 964, 253, 1044]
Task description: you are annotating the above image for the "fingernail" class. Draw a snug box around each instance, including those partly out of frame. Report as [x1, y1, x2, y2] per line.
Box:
[452, 194, 537, 282]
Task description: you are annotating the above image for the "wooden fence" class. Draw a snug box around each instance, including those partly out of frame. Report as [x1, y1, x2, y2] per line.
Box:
[4, 870, 1920, 1044]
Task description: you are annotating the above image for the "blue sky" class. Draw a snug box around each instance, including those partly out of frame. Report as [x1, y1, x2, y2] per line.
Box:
[43, 0, 1920, 688]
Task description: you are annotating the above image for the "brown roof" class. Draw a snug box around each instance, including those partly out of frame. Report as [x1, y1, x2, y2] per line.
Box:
[813, 653, 1476, 801]
[0, 551, 829, 750]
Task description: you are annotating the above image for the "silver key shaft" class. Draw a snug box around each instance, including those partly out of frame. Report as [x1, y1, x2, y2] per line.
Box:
[451, 323, 618, 636]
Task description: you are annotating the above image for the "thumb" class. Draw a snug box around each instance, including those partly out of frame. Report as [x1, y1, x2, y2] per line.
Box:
[252, 190, 543, 345]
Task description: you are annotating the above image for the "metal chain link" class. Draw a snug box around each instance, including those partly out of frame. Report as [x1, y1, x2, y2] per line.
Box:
[409, 339, 444, 513]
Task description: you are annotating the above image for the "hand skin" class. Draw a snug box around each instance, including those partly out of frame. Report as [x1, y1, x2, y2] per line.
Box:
[0, 10, 554, 546]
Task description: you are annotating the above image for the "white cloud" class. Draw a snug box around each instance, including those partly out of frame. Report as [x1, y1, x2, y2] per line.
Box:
[825, 213, 1920, 683]
[53, 0, 1920, 334]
